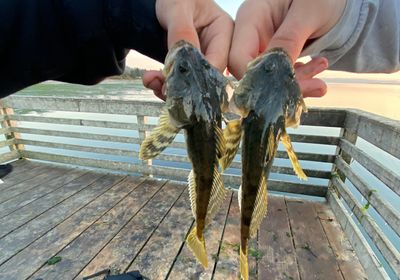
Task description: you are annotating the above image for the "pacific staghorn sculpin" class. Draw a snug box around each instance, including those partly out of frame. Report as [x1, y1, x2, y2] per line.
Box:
[221, 48, 308, 280]
[139, 40, 231, 268]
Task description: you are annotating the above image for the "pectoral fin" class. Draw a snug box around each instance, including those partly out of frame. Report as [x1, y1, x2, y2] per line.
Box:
[281, 132, 307, 180]
[139, 110, 179, 160]
[219, 119, 242, 172]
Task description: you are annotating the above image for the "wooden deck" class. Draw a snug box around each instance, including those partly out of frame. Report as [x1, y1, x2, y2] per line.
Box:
[0, 160, 366, 280]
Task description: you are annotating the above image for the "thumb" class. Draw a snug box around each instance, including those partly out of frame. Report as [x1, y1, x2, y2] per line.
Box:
[267, 3, 315, 62]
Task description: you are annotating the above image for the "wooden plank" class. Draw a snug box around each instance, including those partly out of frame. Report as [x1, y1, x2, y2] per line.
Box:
[29, 178, 166, 279]
[0, 139, 16, 149]
[332, 177, 400, 278]
[300, 108, 346, 127]
[0, 168, 86, 219]
[0, 150, 19, 164]
[0, 173, 104, 241]
[1, 96, 164, 117]
[276, 150, 335, 163]
[345, 109, 400, 159]
[0, 176, 144, 279]
[258, 196, 300, 280]
[12, 127, 141, 144]
[0, 162, 48, 191]
[9, 114, 139, 130]
[335, 157, 400, 235]
[214, 193, 243, 280]
[327, 190, 390, 280]
[17, 139, 139, 158]
[0, 166, 68, 205]
[78, 180, 186, 279]
[126, 187, 194, 279]
[314, 202, 368, 280]
[167, 192, 233, 280]
[340, 139, 400, 197]
[286, 198, 343, 280]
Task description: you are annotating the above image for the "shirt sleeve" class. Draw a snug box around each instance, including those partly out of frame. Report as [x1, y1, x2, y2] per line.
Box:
[302, 0, 400, 73]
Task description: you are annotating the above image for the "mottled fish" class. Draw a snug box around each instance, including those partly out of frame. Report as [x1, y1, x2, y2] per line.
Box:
[139, 40, 230, 268]
[222, 48, 308, 280]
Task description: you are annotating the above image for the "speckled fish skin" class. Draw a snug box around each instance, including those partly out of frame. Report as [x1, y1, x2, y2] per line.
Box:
[235, 48, 305, 280]
[154, 40, 228, 268]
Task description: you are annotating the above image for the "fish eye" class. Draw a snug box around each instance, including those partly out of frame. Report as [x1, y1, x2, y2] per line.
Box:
[289, 72, 295, 79]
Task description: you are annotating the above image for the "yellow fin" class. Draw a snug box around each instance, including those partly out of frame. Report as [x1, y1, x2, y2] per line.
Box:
[186, 226, 208, 268]
[215, 124, 226, 160]
[205, 166, 226, 224]
[240, 246, 249, 280]
[139, 110, 179, 160]
[219, 119, 242, 172]
[280, 132, 308, 180]
[188, 169, 196, 219]
[249, 174, 268, 238]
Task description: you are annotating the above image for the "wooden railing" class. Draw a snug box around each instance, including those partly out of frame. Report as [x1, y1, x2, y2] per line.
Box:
[0, 96, 398, 279]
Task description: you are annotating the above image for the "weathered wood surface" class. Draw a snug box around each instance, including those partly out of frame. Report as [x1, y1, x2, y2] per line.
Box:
[335, 157, 400, 236]
[340, 138, 400, 197]
[286, 198, 343, 280]
[331, 177, 400, 278]
[0, 161, 366, 280]
[327, 189, 390, 280]
[344, 109, 400, 159]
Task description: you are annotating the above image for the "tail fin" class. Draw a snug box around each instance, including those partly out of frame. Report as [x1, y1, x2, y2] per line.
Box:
[139, 110, 179, 160]
[187, 227, 208, 268]
[240, 246, 249, 280]
[281, 132, 307, 180]
[219, 119, 242, 172]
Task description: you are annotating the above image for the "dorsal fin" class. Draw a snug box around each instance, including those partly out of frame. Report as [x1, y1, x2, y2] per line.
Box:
[219, 119, 242, 172]
[249, 174, 268, 238]
[280, 132, 307, 180]
[139, 110, 180, 160]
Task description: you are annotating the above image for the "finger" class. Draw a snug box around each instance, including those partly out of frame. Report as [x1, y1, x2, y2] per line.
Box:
[268, 1, 316, 62]
[156, 1, 200, 49]
[299, 78, 327, 98]
[142, 70, 166, 101]
[228, 1, 273, 79]
[295, 57, 328, 80]
[200, 12, 234, 72]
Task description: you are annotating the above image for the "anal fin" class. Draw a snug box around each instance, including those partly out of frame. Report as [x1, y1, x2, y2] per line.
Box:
[139, 110, 179, 160]
[219, 119, 242, 172]
[281, 132, 307, 180]
[249, 174, 268, 238]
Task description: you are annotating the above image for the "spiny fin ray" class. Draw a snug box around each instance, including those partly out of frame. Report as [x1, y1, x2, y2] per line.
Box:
[215, 125, 226, 160]
[219, 119, 242, 172]
[281, 132, 307, 180]
[249, 174, 268, 238]
[139, 110, 179, 160]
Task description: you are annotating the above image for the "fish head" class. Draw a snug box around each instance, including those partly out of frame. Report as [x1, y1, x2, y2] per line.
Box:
[164, 40, 228, 127]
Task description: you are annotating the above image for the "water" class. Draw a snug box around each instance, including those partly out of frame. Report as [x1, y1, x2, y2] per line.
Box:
[11, 80, 400, 279]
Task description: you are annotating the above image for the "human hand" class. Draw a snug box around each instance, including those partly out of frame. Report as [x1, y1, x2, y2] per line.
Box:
[229, 0, 347, 98]
[143, 0, 234, 100]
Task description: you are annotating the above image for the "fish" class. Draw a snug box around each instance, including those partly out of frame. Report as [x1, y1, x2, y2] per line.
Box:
[222, 48, 308, 280]
[139, 40, 231, 268]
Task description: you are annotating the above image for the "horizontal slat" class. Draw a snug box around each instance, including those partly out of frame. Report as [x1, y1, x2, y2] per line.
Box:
[276, 150, 335, 163]
[332, 177, 400, 277]
[155, 153, 330, 179]
[1, 96, 164, 117]
[327, 189, 390, 280]
[16, 139, 139, 157]
[12, 127, 140, 144]
[0, 150, 19, 163]
[345, 109, 400, 159]
[0, 139, 15, 148]
[300, 108, 346, 127]
[340, 139, 400, 197]
[335, 157, 400, 236]
[8, 115, 138, 130]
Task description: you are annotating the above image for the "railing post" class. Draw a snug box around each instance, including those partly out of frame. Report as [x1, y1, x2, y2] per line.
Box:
[329, 111, 358, 191]
[0, 107, 24, 158]
[137, 115, 152, 177]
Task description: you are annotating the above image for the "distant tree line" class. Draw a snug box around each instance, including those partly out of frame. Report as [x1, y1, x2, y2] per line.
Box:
[110, 66, 148, 80]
